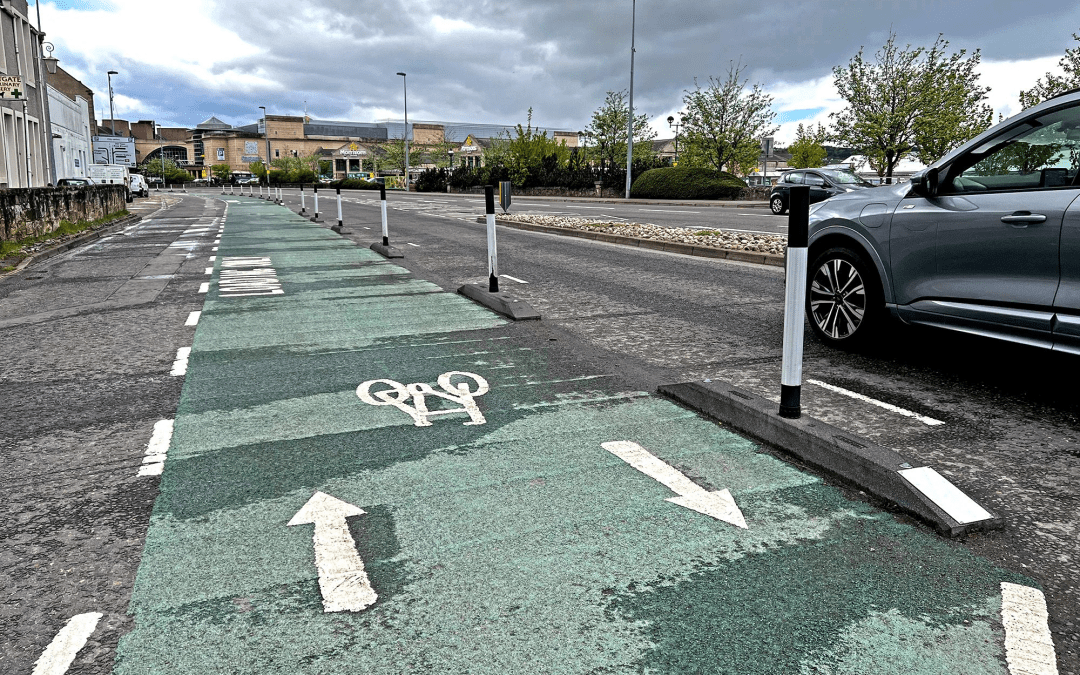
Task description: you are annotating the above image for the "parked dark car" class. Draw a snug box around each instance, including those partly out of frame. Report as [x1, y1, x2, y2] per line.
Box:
[804, 88, 1080, 352]
[56, 177, 95, 188]
[769, 168, 873, 214]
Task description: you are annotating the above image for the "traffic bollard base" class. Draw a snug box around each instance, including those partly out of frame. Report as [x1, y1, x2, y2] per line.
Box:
[457, 283, 540, 321]
[370, 242, 404, 259]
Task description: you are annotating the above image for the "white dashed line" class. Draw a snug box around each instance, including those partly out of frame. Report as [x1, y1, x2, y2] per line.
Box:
[204, 267, 214, 275]
[641, 209, 701, 213]
[185, 311, 201, 326]
[500, 275, 528, 284]
[212, 247, 218, 251]
[170, 347, 191, 376]
[407, 242, 420, 247]
[807, 379, 944, 426]
[198, 282, 210, 293]
[1001, 583, 1059, 675]
[138, 419, 174, 477]
[208, 255, 216, 262]
[31, 612, 102, 675]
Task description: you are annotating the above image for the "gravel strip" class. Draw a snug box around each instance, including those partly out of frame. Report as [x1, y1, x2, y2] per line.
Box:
[496, 213, 787, 255]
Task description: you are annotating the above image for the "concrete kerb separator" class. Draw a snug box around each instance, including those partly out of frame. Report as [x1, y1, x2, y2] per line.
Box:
[658, 379, 1003, 538]
[477, 216, 784, 268]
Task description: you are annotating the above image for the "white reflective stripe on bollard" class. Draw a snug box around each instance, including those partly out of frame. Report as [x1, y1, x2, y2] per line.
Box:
[381, 200, 389, 241]
[487, 212, 498, 280]
[781, 247, 807, 387]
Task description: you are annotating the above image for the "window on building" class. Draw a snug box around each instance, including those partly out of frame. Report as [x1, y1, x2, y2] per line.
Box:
[335, 159, 346, 172]
[0, 18, 8, 73]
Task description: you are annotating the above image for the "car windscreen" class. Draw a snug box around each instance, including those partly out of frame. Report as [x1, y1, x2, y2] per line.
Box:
[820, 169, 873, 186]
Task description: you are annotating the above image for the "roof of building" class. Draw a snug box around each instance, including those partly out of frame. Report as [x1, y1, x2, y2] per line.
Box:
[196, 115, 231, 130]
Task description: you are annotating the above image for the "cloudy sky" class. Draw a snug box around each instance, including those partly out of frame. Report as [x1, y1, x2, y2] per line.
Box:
[39, 0, 1080, 144]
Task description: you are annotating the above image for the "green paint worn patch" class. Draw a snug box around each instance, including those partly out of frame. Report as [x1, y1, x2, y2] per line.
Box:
[606, 483, 1026, 675]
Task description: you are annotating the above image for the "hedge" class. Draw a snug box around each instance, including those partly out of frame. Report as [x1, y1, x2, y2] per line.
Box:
[629, 167, 746, 200]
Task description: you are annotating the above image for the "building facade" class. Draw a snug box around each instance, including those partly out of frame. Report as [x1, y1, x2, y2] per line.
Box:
[48, 81, 91, 179]
[0, 0, 53, 187]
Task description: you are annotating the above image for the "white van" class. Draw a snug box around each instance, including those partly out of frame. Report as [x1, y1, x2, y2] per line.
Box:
[87, 163, 133, 202]
[129, 174, 148, 198]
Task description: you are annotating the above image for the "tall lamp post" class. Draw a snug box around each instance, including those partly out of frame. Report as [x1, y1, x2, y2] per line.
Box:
[624, 0, 636, 199]
[666, 115, 682, 165]
[259, 105, 270, 185]
[107, 70, 118, 135]
[396, 72, 409, 189]
[41, 41, 58, 183]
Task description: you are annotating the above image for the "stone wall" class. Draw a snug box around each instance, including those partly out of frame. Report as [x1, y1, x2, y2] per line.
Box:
[0, 185, 128, 242]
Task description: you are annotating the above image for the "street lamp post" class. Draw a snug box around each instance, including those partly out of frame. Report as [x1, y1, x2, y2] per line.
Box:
[396, 72, 409, 189]
[107, 70, 118, 136]
[40, 41, 58, 184]
[624, 0, 636, 199]
[667, 115, 682, 165]
[259, 106, 270, 185]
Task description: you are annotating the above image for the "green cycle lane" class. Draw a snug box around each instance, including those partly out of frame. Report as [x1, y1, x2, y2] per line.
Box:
[115, 196, 1029, 674]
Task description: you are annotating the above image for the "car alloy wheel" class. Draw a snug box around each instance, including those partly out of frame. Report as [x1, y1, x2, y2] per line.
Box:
[809, 257, 866, 341]
[770, 196, 786, 215]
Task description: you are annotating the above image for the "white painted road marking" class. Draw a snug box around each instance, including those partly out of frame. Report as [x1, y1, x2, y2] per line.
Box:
[170, 347, 191, 376]
[1001, 583, 1059, 675]
[500, 275, 528, 284]
[601, 441, 747, 528]
[138, 419, 174, 477]
[807, 379, 944, 426]
[641, 209, 701, 213]
[185, 311, 201, 326]
[898, 466, 994, 525]
[31, 612, 102, 675]
[208, 255, 216, 262]
[357, 371, 489, 427]
[198, 282, 210, 294]
[407, 242, 420, 247]
[204, 267, 213, 275]
[288, 492, 378, 613]
[219, 256, 284, 297]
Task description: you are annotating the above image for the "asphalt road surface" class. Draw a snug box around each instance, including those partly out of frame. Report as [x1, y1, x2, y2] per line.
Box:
[2, 191, 1074, 674]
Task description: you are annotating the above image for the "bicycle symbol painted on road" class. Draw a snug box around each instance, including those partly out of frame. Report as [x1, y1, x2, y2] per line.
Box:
[356, 371, 489, 427]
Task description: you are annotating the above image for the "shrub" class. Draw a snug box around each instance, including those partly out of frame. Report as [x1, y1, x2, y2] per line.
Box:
[329, 178, 384, 190]
[416, 168, 448, 192]
[629, 167, 747, 200]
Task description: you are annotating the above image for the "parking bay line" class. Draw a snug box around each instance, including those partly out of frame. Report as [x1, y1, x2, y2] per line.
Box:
[806, 379, 944, 426]
[500, 274, 528, 284]
[1000, 582, 1059, 675]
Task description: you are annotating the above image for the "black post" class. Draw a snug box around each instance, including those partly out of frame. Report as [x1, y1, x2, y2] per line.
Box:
[779, 185, 810, 419]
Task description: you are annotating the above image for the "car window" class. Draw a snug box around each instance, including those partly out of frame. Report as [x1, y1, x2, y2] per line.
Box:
[804, 173, 826, 186]
[947, 103, 1080, 193]
[820, 169, 873, 186]
[784, 172, 803, 184]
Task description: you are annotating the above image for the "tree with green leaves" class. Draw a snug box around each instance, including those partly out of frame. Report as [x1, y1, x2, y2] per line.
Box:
[831, 32, 991, 181]
[680, 64, 777, 176]
[248, 161, 267, 181]
[1020, 32, 1080, 109]
[211, 164, 232, 182]
[583, 91, 655, 183]
[142, 158, 191, 183]
[787, 123, 828, 169]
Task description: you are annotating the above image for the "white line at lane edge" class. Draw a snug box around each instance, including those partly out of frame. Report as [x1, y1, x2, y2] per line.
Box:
[1001, 582, 1059, 675]
[185, 311, 201, 326]
[31, 612, 102, 675]
[501, 275, 528, 284]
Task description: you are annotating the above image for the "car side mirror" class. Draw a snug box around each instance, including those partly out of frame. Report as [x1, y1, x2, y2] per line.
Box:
[912, 168, 939, 198]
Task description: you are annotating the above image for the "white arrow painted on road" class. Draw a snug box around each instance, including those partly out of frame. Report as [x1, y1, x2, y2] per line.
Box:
[602, 441, 747, 529]
[288, 492, 378, 612]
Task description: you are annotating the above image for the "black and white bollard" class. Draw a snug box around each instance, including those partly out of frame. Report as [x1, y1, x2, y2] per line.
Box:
[259, 184, 263, 198]
[486, 185, 499, 293]
[300, 185, 307, 215]
[452, 184, 539, 320]
[369, 183, 403, 258]
[779, 185, 810, 419]
[331, 187, 351, 233]
[310, 186, 322, 222]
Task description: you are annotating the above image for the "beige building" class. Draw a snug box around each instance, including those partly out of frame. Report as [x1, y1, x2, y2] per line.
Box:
[104, 115, 579, 179]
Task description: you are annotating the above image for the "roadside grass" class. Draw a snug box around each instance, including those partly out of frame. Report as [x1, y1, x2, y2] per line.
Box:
[0, 210, 129, 262]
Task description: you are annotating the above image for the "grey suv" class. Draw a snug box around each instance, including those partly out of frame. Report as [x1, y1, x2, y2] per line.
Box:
[805, 88, 1080, 352]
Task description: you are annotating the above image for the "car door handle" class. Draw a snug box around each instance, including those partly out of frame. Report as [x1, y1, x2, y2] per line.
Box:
[1001, 212, 1046, 225]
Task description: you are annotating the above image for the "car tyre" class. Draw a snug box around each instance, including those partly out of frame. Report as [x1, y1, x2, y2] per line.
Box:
[806, 246, 883, 349]
[770, 195, 787, 215]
